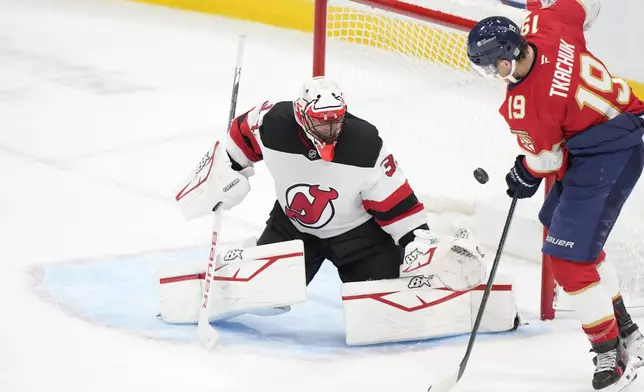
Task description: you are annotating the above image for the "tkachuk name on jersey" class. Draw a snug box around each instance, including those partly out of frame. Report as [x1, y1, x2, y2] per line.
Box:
[549, 38, 576, 98]
[545, 235, 574, 248]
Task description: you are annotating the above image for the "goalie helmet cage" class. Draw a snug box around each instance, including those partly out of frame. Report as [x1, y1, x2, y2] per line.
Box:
[311, 0, 644, 321]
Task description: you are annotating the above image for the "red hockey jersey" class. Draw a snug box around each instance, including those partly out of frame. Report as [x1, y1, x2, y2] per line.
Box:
[499, 0, 644, 179]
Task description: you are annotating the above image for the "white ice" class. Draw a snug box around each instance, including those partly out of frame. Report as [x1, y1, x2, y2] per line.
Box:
[1, 0, 642, 391]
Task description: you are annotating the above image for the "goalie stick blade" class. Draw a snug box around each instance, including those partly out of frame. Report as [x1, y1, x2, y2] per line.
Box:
[197, 316, 220, 350]
[427, 367, 459, 392]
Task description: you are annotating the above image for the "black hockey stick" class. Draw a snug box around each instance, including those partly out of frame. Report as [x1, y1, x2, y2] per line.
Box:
[427, 191, 519, 392]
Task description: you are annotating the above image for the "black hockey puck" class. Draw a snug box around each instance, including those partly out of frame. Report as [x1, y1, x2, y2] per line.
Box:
[473, 168, 489, 184]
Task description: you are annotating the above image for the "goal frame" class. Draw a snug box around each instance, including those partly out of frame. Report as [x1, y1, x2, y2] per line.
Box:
[313, 0, 476, 77]
[311, 0, 557, 321]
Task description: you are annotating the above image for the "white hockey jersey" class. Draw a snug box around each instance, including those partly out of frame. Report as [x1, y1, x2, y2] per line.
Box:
[226, 101, 426, 245]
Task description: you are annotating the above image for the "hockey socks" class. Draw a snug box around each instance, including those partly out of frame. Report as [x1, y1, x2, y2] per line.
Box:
[550, 256, 619, 345]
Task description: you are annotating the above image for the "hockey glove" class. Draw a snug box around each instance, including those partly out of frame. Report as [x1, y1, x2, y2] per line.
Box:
[401, 228, 486, 291]
[505, 155, 542, 199]
[175, 142, 252, 220]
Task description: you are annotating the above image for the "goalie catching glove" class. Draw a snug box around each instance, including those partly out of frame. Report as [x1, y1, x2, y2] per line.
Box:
[401, 228, 486, 290]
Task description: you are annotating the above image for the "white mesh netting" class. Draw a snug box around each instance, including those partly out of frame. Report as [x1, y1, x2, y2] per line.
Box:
[320, 0, 644, 311]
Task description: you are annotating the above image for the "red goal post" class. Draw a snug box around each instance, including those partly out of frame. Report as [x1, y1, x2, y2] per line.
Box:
[310, 0, 644, 321]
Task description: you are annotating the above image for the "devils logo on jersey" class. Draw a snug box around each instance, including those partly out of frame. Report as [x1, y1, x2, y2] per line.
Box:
[284, 184, 339, 229]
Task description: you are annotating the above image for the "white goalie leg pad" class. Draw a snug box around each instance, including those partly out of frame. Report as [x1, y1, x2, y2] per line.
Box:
[157, 239, 306, 323]
[341, 274, 517, 346]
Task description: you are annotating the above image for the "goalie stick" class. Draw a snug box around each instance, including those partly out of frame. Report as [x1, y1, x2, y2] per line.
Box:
[427, 191, 519, 392]
[197, 34, 247, 350]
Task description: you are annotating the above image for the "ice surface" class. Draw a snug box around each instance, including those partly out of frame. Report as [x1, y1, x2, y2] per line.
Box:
[1, 0, 642, 391]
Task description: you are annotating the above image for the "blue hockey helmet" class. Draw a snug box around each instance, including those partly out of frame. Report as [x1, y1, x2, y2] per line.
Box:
[466, 16, 526, 81]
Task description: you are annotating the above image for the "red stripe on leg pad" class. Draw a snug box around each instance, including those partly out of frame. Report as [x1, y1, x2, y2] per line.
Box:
[341, 284, 512, 312]
[159, 252, 304, 285]
[550, 256, 600, 293]
[160, 273, 205, 284]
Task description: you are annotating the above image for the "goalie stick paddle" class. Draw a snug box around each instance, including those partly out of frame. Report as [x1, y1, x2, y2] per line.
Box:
[427, 191, 519, 392]
[196, 34, 247, 350]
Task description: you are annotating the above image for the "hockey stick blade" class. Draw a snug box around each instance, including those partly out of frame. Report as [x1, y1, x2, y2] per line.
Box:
[426, 192, 519, 392]
[427, 367, 458, 392]
[197, 312, 220, 350]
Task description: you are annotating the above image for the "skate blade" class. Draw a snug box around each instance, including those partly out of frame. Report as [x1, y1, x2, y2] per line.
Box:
[605, 365, 638, 392]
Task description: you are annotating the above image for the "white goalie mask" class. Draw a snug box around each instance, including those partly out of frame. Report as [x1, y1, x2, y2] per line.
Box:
[293, 76, 347, 162]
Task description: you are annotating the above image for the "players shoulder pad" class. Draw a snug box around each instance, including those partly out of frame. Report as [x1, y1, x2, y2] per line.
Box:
[258, 101, 294, 129]
[333, 113, 383, 168]
[259, 101, 309, 154]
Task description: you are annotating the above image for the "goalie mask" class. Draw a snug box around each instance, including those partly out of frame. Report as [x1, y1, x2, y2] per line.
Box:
[293, 77, 347, 162]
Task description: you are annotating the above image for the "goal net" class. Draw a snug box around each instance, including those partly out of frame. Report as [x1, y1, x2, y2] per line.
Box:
[312, 0, 644, 320]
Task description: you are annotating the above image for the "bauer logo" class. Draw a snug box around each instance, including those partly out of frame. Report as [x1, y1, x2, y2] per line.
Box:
[545, 235, 574, 248]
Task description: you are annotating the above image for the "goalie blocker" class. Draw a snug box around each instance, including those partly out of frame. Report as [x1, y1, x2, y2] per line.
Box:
[157, 234, 518, 345]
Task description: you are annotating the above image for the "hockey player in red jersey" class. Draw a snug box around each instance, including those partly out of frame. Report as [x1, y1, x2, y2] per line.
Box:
[467, 0, 644, 390]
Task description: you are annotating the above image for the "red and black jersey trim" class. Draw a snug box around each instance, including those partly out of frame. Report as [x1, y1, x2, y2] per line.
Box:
[229, 111, 263, 162]
[362, 181, 424, 226]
